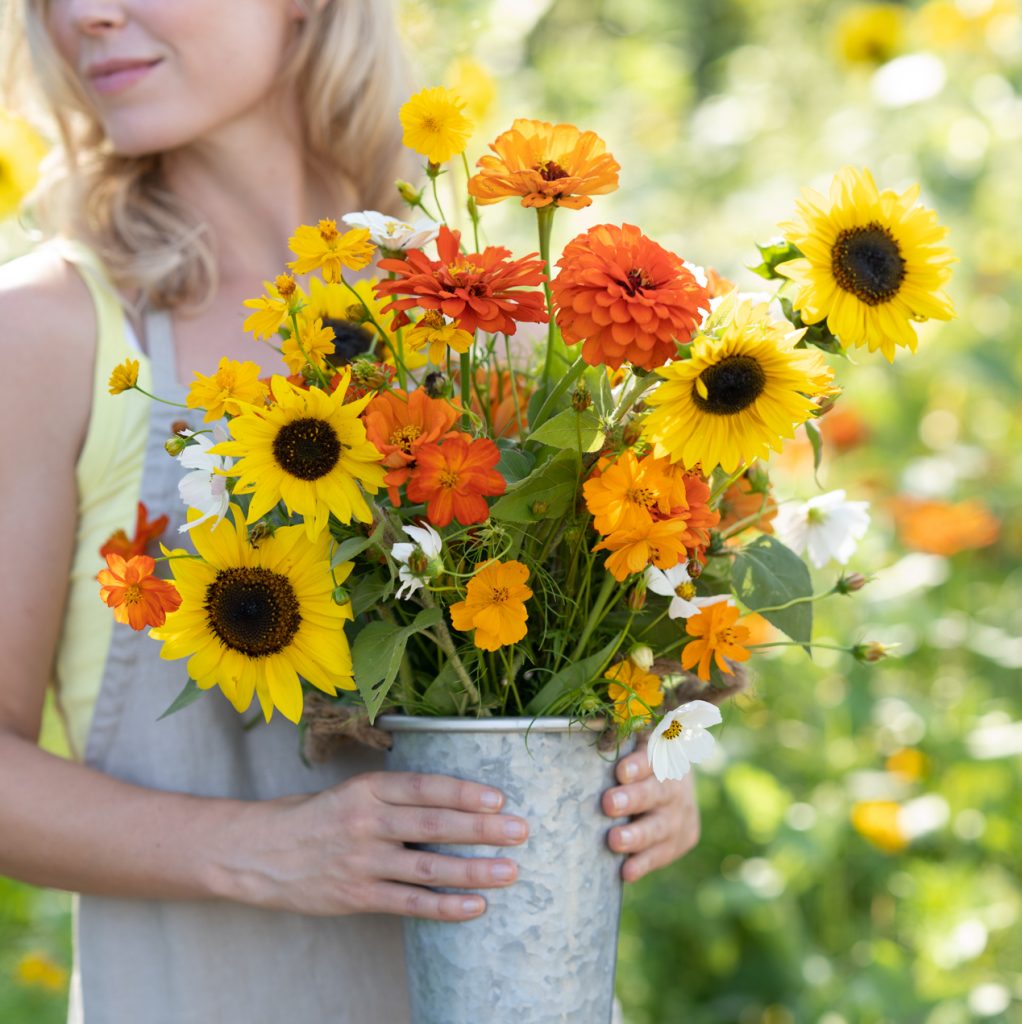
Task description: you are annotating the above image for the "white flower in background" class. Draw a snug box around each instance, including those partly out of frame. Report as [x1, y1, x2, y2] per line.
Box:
[647, 700, 722, 782]
[645, 564, 732, 620]
[392, 522, 443, 599]
[177, 429, 232, 533]
[773, 489, 870, 568]
[342, 210, 440, 252]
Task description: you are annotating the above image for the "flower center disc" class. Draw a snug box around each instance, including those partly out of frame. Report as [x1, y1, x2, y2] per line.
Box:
[693, 355, 766, 415]
[830, 222, 906, 305]
[272, 417, 342, 480]
[537, 159, 569, 181]
[205, 567, 302, 657]
[322, 319, 374, 364]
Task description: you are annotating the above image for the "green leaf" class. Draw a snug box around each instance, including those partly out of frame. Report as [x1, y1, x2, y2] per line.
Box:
[525, 633, 622, 715]
[495, 444, 535, 486]
[157, 678, 206, 721]
[352, 607, 443, 722]
[488, 450, 579, 523]
[527, 408, 605, 452]
[749, 238, 802, 280]
[421, 659, 465, 716]
[732, 535, 814, 648]
[584, 364, 616, 418]
[351, 572, 393, 617]
[525, 355, 586, 433]
[805, 419, 824, 486]
[331, 521, 385, 567]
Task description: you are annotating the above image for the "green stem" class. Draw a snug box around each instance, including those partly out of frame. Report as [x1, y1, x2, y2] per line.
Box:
[288, 311, 331, 389]
[461, 152, 482, 253]
[459, 351, 473, 430]
[536, 205, 558, 396]
[418, 591, 485, 714]
[751, 585, 837, 615]
[131, 386, 189, 408]
[569, 572, 618, 663]
[502, 333, 526, 436]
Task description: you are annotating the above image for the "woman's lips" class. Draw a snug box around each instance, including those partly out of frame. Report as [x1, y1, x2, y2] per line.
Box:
[87, 59, 162, 96]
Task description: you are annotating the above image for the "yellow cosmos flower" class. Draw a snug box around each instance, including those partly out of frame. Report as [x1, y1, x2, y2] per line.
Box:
[445, 56, 497, 124]
[288, 220, 374, 284]
[404, 310, 474, 365]
[281, 317, 336, 375]
[212, 372, 385, 538]
[777, 167, 956, 361]
[108, 358, 140, 395]
[604, 661, 664, 724]
[187, 358, 268, 422]
[450, 559, 532, 651]
[399, 86, 473, 164]
[834, 4, 906, 65]
[644, 300, 837, 474]
[0, 108, 48, 219]
[243, 273, 301, 340]
[15, 951, 68, 993]
[151, 505, 356, 724]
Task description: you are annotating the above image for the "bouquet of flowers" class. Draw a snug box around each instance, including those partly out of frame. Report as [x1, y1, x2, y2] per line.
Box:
[99, 86, 956, 781]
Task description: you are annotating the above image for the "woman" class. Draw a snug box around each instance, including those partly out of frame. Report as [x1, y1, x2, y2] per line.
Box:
[0, 0, 700, 1019]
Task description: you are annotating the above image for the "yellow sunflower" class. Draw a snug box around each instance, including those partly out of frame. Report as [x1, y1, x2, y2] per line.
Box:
[644, 300, 837, 474]
[212, 373, 386, 537]
[777, 167, 955, 361]
[152, 505, 356, 723]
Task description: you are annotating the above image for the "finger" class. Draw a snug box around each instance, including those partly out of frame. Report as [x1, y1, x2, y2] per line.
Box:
[615, 747, 652, 785]
[361, 881, 488, 921]
[607, 807, 677, 853]
[388, 849, 519, 890]
[380, 805, 529, 847]
[602, 774, 673, 818]
[370, 771, 506, 813]
[621, 840, 677, 883]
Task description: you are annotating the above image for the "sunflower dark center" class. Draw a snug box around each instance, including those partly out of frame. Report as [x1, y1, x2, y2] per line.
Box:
[830, 222, 905, 305]
[322, 319, 374, 365]
[692, 355, 766, 415]
[205, 567, 301, 657]
[536, 159, 569, 182]
[272, 417, 341, 480]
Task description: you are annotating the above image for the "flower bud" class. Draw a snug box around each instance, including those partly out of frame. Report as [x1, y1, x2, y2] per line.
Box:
[396, 179, 423, 205]
[170, 420, 190, 436]
[164, 435, 189, 458]
[345, 303, 370, 325]
[837, 572, 869, 594]
[331, 585, 351, 606]
[744, 462, 771, 494]
[408, 549, 430, 576]
[426, 161, 442, 180]
[852, 641, 896, 663]
[627, 582, 647, 611]
[578, 693, 604, 715]
[423, 371, 448, 399]
[621, 417, 645, 447]
[466, 196, 479, 221]
[571, 383, 592, 413]
[686, 558, 703, 579]
[628, 645, 655, 672]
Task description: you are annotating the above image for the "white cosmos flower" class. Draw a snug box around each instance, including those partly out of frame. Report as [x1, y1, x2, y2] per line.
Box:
[342, 210, 440, 252]
[177, 429, 232, 533]
[392, 522, 443, 600]
[647, 700, 722, 782]
[774, 489, 870, 568]
[645, 565, 733, 620]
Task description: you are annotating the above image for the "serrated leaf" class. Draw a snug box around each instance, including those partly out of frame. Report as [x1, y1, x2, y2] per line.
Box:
[525, 634, 622, 715]
[732, 535, 814, 648]
[331, 521, 385, 567]
[488, 450, 579, 523]
[527, 408, 605, 452]
[157, 678, 205, 721]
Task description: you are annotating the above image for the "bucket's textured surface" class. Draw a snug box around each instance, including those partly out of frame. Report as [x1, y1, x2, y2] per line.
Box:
[380, 717, 633, 1024]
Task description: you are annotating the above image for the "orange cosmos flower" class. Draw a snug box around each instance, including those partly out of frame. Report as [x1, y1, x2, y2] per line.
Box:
[890, 496, 1000, 555]
[718, 473, 777, 537]
[406, 435, 507, 527]
[363, 389, 461, 503]
[594, 517, 690, 581]
[375, 226, 548, 337]
[604, 661, 664, 724]
[99, 502, 170, 561]
[450, 559, 532, 651]
[98, 553, 182, 631]
[681, 600, 751, 682]
[583, 451, 684, 534]
[551, 223, 710, 371]
[467, 118, 620, 210]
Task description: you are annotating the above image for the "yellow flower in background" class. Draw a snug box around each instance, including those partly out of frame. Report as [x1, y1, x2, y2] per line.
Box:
[400, 86, 474, 164]
[777, 167, 956, 361]
[405, 309, 474, 365]
[15, 951, 68, 993]
[450, 559, 532, 651]
[914, 0, 1019, 51]
[187, 358, 268, 422]
[834, 3, 907, 66]
[242, 274, 301, 340]
[151, 506, 357, 724]
[644, 299, 837, 474]
[445, 56, 497, 124]
[851, 800, 908, 853]
[288, 220, 375, 284]
[107, 358, 140, 395]
[213, 372, 386, 537]
[886, 747, 929, 782]
[605, 660, 664, 724]
[0, 108, 47, 219]
[281, 317, 336, 375]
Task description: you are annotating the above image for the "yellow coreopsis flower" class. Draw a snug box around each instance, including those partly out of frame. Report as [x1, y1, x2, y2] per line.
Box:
[399, 86, 473, 164]
[288, 220, 374, 283]
[242, 273, 301, 340]
[281, 317, 336, 375]
[0, 108, 47, 219]
[187, 357, 269, 422]
[108, 358, 140, 395]
[450, 559, 532, 651]
[404, 310, 474, 365]
[834, 3, 906, 65]
[445, 56, 497, 124]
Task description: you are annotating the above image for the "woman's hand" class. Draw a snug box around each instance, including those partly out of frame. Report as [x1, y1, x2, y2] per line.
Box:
[213, 771, 528, 922]
[602, 738, 700, 882]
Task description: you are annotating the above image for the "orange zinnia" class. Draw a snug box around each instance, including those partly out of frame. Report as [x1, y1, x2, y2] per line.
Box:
[406, 435, 507, 527]
[450, 559, 533, 651]
[464, 368, 531, 438]
[467, 118, 620, 210]
[890, 496, 999, 556]
[551, 223, 710, 371]
[604, 661, 664, 724]
[98, 553, 182, 631]
[718, 473, 777, 537]
[375, 226, 548, 337]
[594, 517, 690, 581]
[583, 451, 684, 535]
[99, 502, 170, 561]
[363, 389, 461, 503]
[681, 600, 751, 682]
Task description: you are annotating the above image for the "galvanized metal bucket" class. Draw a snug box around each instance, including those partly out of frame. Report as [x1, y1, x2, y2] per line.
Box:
[378, 716, 633, 1024]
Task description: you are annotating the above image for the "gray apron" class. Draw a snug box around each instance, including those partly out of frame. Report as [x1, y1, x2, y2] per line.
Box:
[70, 309, 409, 1024]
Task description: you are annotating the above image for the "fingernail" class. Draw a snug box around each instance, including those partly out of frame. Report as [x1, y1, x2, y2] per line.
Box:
[491, 862, 515, 881]
[623, 762, 638, 780]
[480, 790, 502, 809]
[463, 898, 484, 915]
[503, 819, 527, 840]
[611, 791, 629, 813]
[618, 827, 634, 846]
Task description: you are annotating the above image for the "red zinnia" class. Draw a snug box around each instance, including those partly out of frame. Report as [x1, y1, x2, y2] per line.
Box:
[551, 223, 710, 371]
[99, 502, 169, 561]
[375, 226, 549, 337]
[98, 554, 182, 631]
[406, 435, 507, 527]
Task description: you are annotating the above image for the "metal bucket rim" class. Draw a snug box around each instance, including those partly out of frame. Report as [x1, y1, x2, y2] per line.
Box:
[376, 714, 606, 734]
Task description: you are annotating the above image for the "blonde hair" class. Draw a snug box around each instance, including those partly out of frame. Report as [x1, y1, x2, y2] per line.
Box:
[4, 0, 413, 310]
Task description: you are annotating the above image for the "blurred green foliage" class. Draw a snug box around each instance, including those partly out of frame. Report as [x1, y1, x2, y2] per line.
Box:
[3, 0, 1021, 1020]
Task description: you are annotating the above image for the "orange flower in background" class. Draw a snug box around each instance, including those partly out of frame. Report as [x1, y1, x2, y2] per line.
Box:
[851, 800, 907, 854]
[552, 223, 710, 371]
[583, 451, 683, 534]
[819, 402, 869, 452]
[98, 554, 182, 631]
[736, 612, 776, 647]
[890, 496, 999, 555]
[605, 661, 664, 724]
[681, 600, 751, 681]
[466, 367, 531, 437]
[376, 226, 548, 337]
[407, 435, 507, 527]
[99, 502, 169, 561]
[594, 517, 690, 581]
[467, 118, 620, 210]
[704, 267, 736, 299]
[672, 469, 720, 555]
[718, 473, 777, 536]
[363, 389, 461, 503]
[450, 559, 533, 651]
